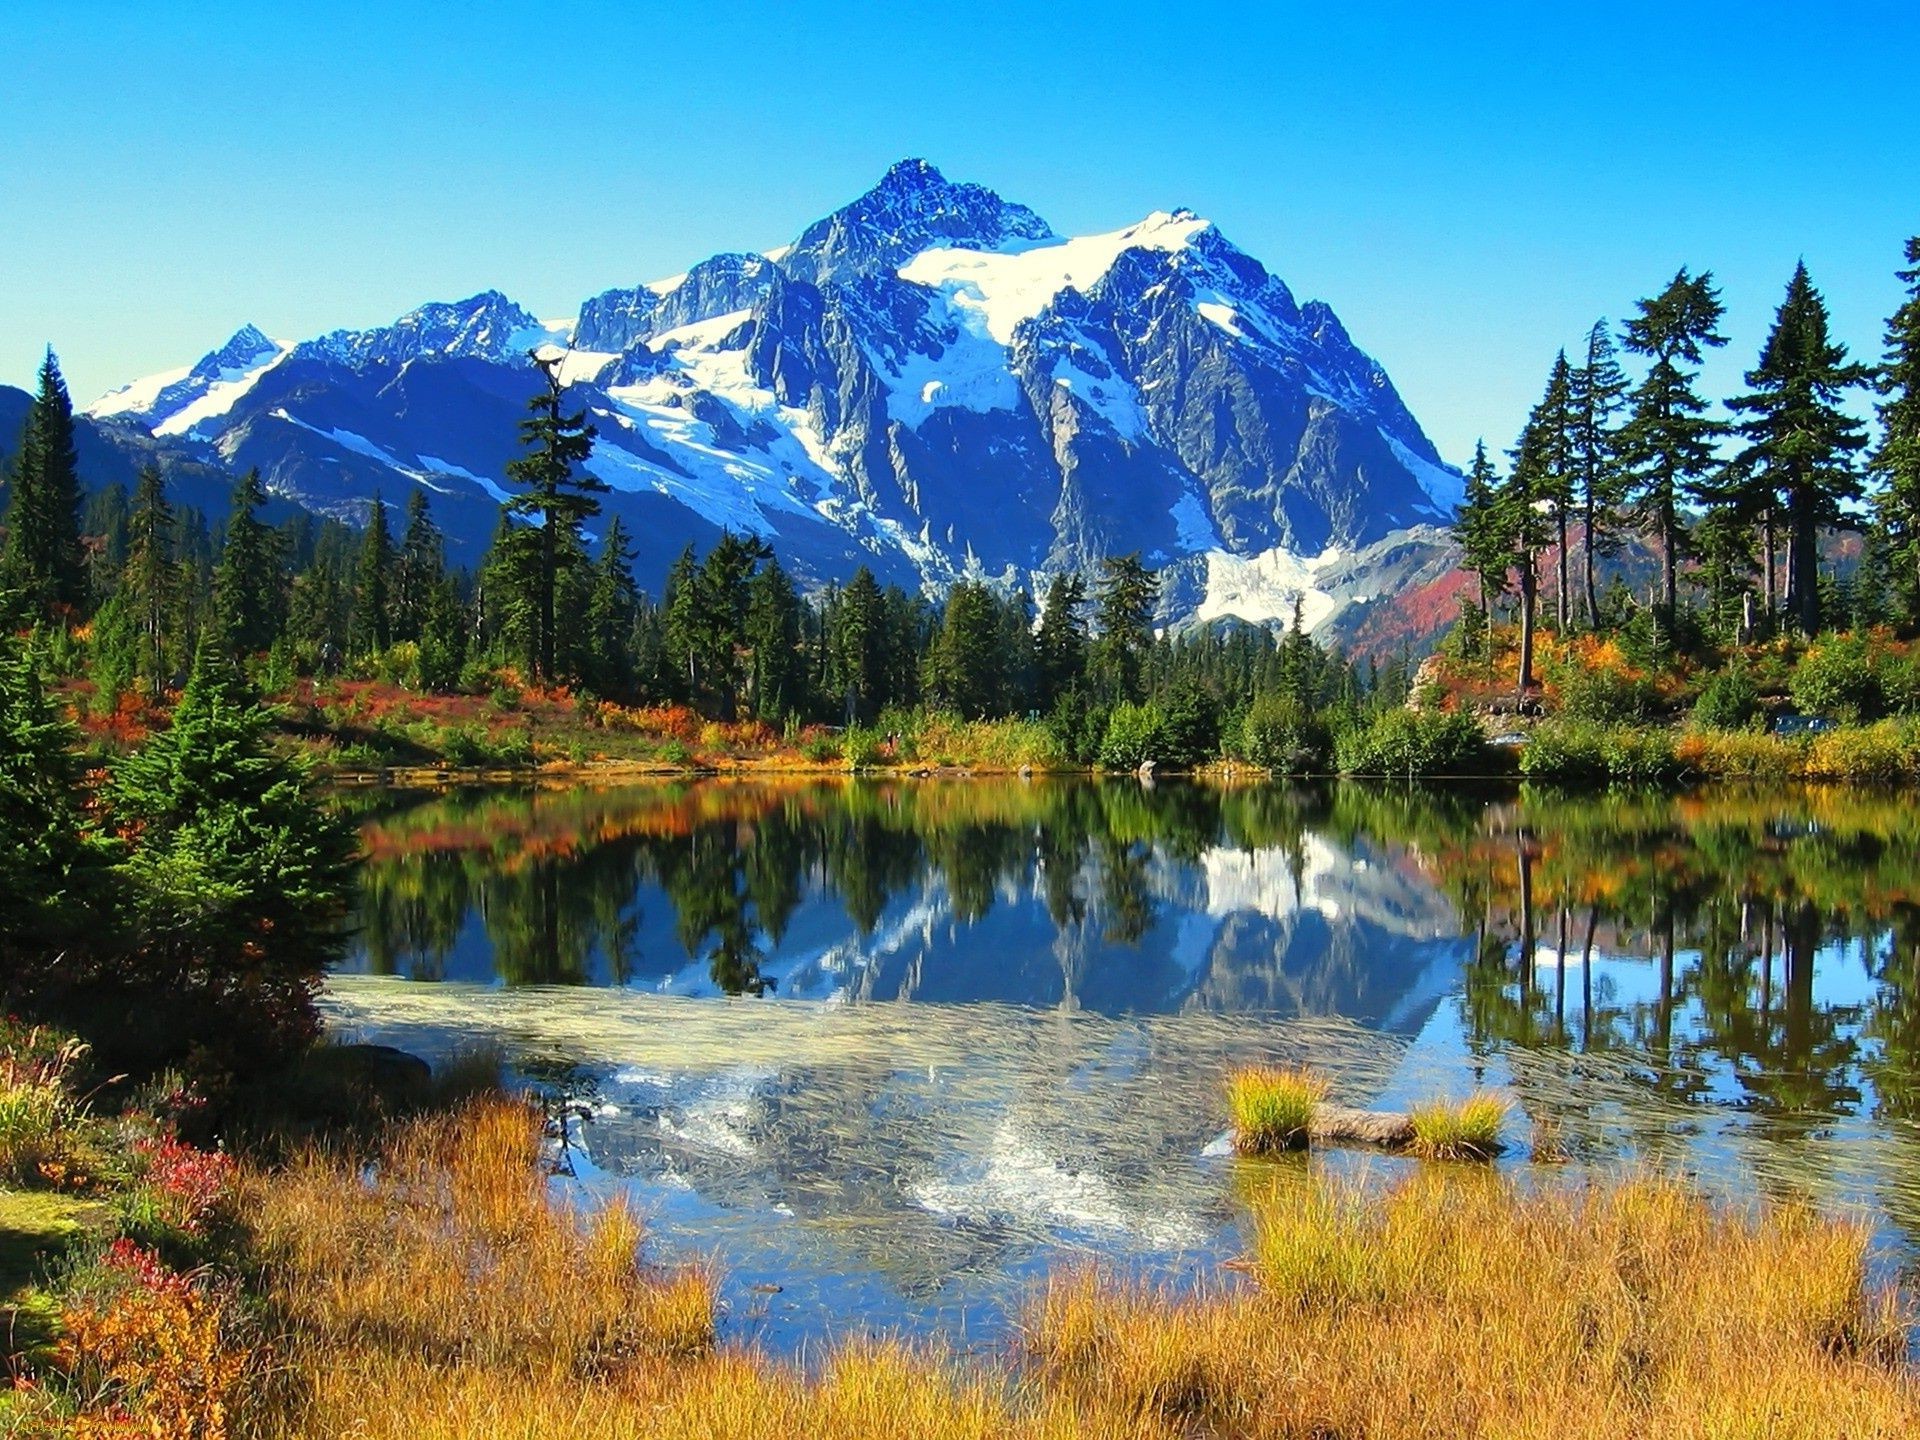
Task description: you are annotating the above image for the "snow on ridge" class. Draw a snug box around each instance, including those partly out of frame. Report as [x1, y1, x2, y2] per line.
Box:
[90, 366, 193, 419]
[266, 408, 510, 503]
[1195, 543, 1348, 631]
[897, 210, 1213, 345]
[1382, 432, 1463, 516]
[153, 347, 292, 437]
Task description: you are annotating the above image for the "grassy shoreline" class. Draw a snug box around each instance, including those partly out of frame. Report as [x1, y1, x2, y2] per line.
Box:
[4, 1030, 1918, 1437]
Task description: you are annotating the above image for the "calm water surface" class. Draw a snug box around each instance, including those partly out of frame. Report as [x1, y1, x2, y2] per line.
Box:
[326, 779, 1920, 1353]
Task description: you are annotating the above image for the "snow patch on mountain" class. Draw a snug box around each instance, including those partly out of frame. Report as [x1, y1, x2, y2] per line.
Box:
[1384, 433, 1464, 515]
[897, 211, 1213, 344]
[1195, 544, 1348, 630]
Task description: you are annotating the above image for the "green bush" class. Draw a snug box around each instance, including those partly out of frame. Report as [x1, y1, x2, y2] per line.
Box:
[1556, 664, 1660, 723]
[800, 732, 841, 763]
[1239, 695, 1332, 774]
[1599, 726, 1681, 785]
[1877, 651, 1920, 716]
[1690, 665, 1761, 731]
[1518, 720, 1609, 784]
[1335, 708, 1488, 777]
[843, 726, 886, 769]
[1790, 636, 1882, 723]
[1099, 702, 1169, 770]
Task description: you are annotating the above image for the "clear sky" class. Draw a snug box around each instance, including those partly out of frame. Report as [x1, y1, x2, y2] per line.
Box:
[5, 1, 1917, 466]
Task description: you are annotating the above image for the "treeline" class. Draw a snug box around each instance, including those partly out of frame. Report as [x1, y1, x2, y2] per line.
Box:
[2, 351, 1435, 773]
[1454, 240, 1920, 690]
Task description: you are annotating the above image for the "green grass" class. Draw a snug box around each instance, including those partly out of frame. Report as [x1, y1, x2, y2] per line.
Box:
[1407, 1092, 1510, 1160]
[1226, 1066, 1328, 1155]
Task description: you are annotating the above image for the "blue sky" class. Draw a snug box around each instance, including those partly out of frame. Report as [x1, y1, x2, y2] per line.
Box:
[5, 1, 1916, 465]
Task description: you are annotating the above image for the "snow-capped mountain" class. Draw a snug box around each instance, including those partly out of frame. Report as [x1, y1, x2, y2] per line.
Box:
[85, 159, 1461, 637]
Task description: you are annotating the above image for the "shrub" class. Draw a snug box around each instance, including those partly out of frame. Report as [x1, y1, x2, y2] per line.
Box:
[1557, 664, 1660, 723]
[1691, 664, 1762, 731]
[800, 731, 841, 763]
[1239, 696, 1332, 775]
[1791, 636, 1883, 723]
[1878, 651, 1920, 716]
[1599, 726, 1681, 786]
[1098, 702, 1168, 771]
[1407, 1092, 1510, 1160]
[1675, 729, 1805, 781]
[1226, 1066, 1328, 1155]
[1806, 721, 1919, 784]
[1335, 708, 1488, 777]
[1519, 719, 1609, 784]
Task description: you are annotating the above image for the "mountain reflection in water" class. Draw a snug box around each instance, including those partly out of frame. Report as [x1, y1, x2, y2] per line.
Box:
[329, 779, 1920, 1351]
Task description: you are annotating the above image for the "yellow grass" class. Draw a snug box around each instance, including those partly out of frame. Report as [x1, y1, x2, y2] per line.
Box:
[1028, 1169, 1919, 1439]
[45, 1091, 1909, 1439]
[1226, 1066, 1329, 1155]
[1406, 1090, 1510, 1160]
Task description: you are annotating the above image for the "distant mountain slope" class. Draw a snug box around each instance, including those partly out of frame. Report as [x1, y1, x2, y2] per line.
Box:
[81, 160, 1464, 637]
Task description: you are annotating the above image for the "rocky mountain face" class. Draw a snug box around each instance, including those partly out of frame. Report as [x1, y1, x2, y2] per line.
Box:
[80, 159, 1462, 641]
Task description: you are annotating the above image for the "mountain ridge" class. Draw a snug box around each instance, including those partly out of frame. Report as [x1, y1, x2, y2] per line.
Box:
[80, 160, 1463, 642]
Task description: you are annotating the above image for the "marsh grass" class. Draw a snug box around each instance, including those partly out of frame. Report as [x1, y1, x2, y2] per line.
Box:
[1027, 1170, 1920, 1439]
[1407, 1090, 1510, 1159]
[1226, 1066, 1328, 1154]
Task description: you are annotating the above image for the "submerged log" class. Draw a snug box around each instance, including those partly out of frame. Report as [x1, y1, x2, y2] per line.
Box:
[1308, 1104, 1417, 1148]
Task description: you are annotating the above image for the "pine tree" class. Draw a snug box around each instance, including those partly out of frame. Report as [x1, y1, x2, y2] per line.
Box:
[661, 544, 702, 701]
[1034, 573, 1088, 710]
[349, 494, 394, 658]
[417, 574, 467, 692]
[211, 469, 286, 659]
[1569, 320, 1630, 629]
[1454, 440, 1509, 615]
[585, 517, 641, 699]
[1090, 553, 1158, 702]
[1727, 262, 1871, 635]
[826, 566, 885, 724]
[393, 489, 446, 643]
[1502, 388, 1561, 695]
[925, 582, 1004, 717]
[1533, 351, 1577, 630]
[1619, 269, 1728, 623]
[502, 352, 602, 684]
[1873, 236, 1920, 628]
[123, 465, 176, 699]
[697, 531, 771, 718]
[0, 349, 87, 623]
[745, 556, 804, 721]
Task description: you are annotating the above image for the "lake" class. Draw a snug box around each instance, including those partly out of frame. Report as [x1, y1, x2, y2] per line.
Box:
[326, 778, 1920, 1354]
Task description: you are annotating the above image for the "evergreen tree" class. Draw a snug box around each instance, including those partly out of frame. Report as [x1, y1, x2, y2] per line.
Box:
[585, 517, 641, 699]
[661, 544, 702, 701]
[925, 581, 1005, 717]
[111, 647, 357, 1054]
[826, 566, 886, 723]
[211, 469, 286, 659]
[1618, 268, 1728, 622]
[349, 494, 394, 658]
[0, 638, 112, 967]
[745, 556, 804, 721]
[417, 573, 467, 692]
[123, 465, 177, 699]
[1034, 574, 1088, 710]
[1502, 388, 1561, 694]
[1873, 236, 1920, 628]
[697, 531, 771, 717]
[1569, 320, 1630, 628]
[0, 349, 87, 622]
[1533, 351, 1577, 630]
[502, 352, 602, 683]
[1454, 440, 1509, 615]
[1727, 262, 1871, 635]
[393, 488, 446, 643]
[1090, 553, 1158, 702]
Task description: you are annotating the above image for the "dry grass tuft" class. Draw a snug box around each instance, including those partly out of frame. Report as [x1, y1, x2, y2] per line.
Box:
[1225, 1066, 1328, 1155]
[1407, 1090, 1510, 1159]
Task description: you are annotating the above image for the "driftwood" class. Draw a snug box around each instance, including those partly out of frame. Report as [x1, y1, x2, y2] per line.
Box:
[1308, 1104, 1417, 1149]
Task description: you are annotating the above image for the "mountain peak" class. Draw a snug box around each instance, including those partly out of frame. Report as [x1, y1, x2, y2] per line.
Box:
[778, 159, 1056, 286]
[193, 324, 279, 380]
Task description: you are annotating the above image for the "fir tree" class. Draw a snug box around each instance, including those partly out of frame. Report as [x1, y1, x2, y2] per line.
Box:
[826, 566, 885, 724]
[0, 349, 86, 623]
[1090, 553, 1158, 702]
[661, 544, 702, 701]
[585, 517, 641, 699]
[123, 465, 177, 699]
[1569, 320, 1630, 628]
[393, 488, 446, 643]
[211, 469, 286, 659]
[1502, 383, 1562, 694]
[925, 581, 1005, 717]
[1035, 574, 1088, 710]
[349, 494, 394, 658]
[1873, 236, 1920, 628]
[502, 351, 602, 684]
[1454, 440, 1509, 615]
[1727, 262, 1871, 635]
[1618, 269, 1728, 623]
[745, 556, 804, 721]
